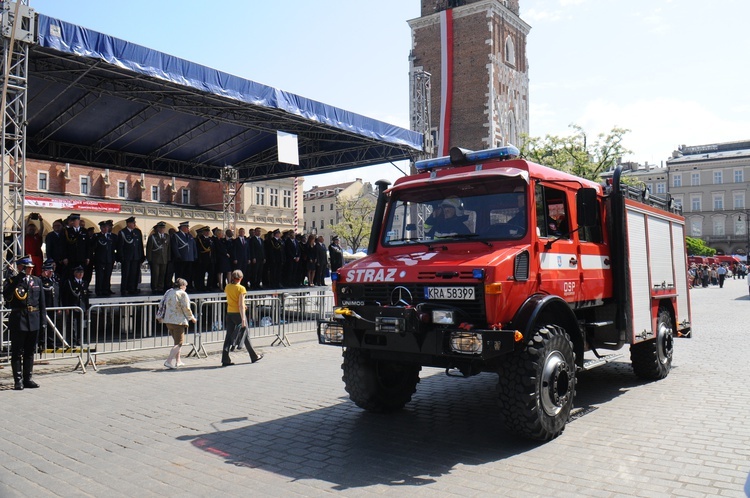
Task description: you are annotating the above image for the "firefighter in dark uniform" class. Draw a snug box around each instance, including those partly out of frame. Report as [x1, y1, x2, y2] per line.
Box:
[94, 220, 116, 296]
[63, 213, 88, 279]
[171, 221, 197, 290]
[194, 226, 214, 291]
[117, 216, 144, 295]
[4, 256, 46, 390]
[61, 265, 88, 346]
[40, 259, 60, 349]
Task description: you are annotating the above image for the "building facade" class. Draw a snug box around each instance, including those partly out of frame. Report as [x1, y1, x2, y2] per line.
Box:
[302, 179, 376, 248]
[24, 158, 304, 236]
[408, 0, 530, 155]
[667, 141, 750, 255]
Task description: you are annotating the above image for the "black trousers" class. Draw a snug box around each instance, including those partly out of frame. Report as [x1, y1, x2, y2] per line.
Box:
[11, 328, 39, 380]
[121, 259, 140, 293]
[221, 312, 259, 364]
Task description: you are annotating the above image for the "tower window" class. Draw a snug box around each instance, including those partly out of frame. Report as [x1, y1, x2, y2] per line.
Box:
[505, 36, 516, 66]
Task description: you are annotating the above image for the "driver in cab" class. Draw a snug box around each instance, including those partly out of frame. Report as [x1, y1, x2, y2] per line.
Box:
[426, 196, 470, 237]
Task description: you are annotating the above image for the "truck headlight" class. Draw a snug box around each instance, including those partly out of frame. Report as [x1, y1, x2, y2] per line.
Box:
[432, 310, 455, 325]
[449, 332, 482, 354]
[320, 323, 344, 344]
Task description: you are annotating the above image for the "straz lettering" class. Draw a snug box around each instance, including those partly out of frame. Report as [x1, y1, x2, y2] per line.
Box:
[345, 268, 398, 283]
[563, 281, 576, 296]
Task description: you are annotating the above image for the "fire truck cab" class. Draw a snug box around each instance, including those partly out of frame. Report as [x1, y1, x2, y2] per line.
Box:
[319, 146, 691, 441]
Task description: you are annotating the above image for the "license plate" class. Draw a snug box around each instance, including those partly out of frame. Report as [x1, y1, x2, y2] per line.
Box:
[425, 287, 475, 300]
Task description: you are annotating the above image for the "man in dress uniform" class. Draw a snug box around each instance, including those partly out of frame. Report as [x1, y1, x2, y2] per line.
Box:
[63, 213, 88, 279]
[328, 235, 344, 273]
[231, 227, 250, 280]
[267, 229, 285, 288]
[146, 221, 170, 294]
[45, 218, 65, 278]
[4, 256, 46, 390]
[283, 230, 300, 287]
[61, 265, 88, 346]
[93, 220, 116, 296]
[40, 259, 60, 349]
[117, 216, 144, 295]
[171, 221, 197, 290]
[194, 225, 214, 291]
[248, 227, 265, 289]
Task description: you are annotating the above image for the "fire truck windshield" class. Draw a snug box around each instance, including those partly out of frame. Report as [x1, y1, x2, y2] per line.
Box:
[383, 182, 528, 245]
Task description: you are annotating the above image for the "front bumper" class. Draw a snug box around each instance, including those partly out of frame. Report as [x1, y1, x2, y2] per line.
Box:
[317, 311, 518, 362]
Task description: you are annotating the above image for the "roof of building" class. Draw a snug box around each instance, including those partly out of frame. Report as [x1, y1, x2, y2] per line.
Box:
[668, 140, 750, 165]
[27, 14, 422, 183]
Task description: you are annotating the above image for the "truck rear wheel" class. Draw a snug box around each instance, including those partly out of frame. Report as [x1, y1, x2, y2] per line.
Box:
[342, 348, 421, 413]
[497, 324, 576, 441]
[631, 308, 673, 380]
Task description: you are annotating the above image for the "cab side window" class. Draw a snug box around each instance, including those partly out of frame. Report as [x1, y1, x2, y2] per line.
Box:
[536, 184, 569, 238]
[579, 198, 603, 243]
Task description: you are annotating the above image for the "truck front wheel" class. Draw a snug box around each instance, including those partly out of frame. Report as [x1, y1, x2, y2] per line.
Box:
[342, 348, 421, 413]
[497, 324, 576, 441]
[630, 308, 673, 380]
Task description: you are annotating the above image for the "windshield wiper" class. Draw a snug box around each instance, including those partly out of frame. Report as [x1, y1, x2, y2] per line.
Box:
[434, 233, 493, 247]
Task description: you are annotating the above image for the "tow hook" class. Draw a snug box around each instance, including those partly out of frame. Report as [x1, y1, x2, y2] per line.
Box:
[445, 366, 470, 378]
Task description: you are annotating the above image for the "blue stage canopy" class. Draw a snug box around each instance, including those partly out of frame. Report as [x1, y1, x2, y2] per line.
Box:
[27, 14, 423, 182]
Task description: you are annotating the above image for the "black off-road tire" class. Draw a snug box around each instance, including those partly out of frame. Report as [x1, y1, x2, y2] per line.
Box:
[342, 348, 421, 413]
[631, 307, 674, 380]
[497, 324, 576, 441]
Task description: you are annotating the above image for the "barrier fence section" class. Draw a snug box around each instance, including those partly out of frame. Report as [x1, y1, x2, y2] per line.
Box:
[1, 290, 335, 373]
[86, 300, 199, 370]
[194, 295, 283, 356]
[280, 291, 334, 344]
[0, 306, 86, 371]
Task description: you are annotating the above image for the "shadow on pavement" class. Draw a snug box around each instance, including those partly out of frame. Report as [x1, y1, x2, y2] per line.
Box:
[178, 362, 643, 490]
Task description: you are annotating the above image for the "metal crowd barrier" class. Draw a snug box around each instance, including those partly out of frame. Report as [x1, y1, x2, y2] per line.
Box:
[86, 299, 199, 371]
[194, 294, 284, 356]
[1, 289, 336, 374]
[0, 306, 86, 372]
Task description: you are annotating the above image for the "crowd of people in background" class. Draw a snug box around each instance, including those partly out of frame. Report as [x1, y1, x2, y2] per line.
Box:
[25, 213, 347, 299]
[688, 262, 748, 289]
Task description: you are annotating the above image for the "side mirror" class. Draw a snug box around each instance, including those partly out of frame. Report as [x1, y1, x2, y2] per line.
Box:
[577, 188, 598, 228]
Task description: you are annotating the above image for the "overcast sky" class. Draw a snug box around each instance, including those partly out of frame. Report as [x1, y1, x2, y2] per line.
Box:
[32, 0, 750, 188]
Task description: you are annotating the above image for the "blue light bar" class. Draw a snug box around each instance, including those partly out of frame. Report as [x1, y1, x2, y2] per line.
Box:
[472, 269, 485, 279]
[414, 145, 520, 172]
[414, 155, 453, 171]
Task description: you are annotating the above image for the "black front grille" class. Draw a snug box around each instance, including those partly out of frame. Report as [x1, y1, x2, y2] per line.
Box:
[342, 283, 486, 324]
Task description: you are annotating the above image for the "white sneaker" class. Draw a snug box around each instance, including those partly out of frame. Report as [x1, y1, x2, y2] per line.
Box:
[164, 360, 175, 369]
[176, 361, 185, 367]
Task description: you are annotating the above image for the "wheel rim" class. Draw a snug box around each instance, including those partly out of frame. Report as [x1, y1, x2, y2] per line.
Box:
[540, 351, 572, 417]
[656, 316, 674, 365]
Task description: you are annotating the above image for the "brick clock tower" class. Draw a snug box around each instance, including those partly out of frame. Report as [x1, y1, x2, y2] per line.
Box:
[408, 0, 530, 156]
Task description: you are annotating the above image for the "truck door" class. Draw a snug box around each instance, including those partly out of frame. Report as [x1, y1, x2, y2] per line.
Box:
[535, 184, 580, 302]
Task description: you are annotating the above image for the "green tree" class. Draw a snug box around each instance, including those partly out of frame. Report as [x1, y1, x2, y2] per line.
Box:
[520, 125, 632, 181]
[685, 236, 716, 256]
[329, 193, 376, 252]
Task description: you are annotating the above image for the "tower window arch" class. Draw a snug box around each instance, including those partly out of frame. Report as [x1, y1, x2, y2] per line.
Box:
[504, 36, 516, 66]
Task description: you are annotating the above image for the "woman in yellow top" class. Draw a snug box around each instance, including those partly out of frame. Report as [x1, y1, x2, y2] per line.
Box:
[221, 270, 263, 366]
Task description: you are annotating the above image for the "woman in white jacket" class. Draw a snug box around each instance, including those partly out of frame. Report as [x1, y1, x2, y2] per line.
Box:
[160, 278, 197, 369]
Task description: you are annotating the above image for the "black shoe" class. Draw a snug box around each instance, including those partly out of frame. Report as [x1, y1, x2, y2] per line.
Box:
[221, 362, 235, 367]
[23, 379, 39, 389]
[252, 354, 264, 364]
[14, 380, 23, 390]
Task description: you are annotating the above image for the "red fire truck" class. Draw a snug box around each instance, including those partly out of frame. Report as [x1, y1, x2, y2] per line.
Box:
[319, 146, 692, 441]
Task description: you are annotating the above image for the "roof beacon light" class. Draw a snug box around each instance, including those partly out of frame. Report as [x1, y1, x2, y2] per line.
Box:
[414, 145, 520, 172]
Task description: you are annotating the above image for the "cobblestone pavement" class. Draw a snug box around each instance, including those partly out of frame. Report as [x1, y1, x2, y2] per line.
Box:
[1, 279, 749, 497]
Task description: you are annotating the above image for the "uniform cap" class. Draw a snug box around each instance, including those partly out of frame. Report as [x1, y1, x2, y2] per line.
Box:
[179, 221, 190, 228]
[440, 196, 461, 209]
[72, 265, 84, 272]
[155, 221, 166, 228]
[98, 220, 107, 226]
[68, 213, 81, 220]
[16, 255, 34, 267]
[125, 216, 136, 223]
